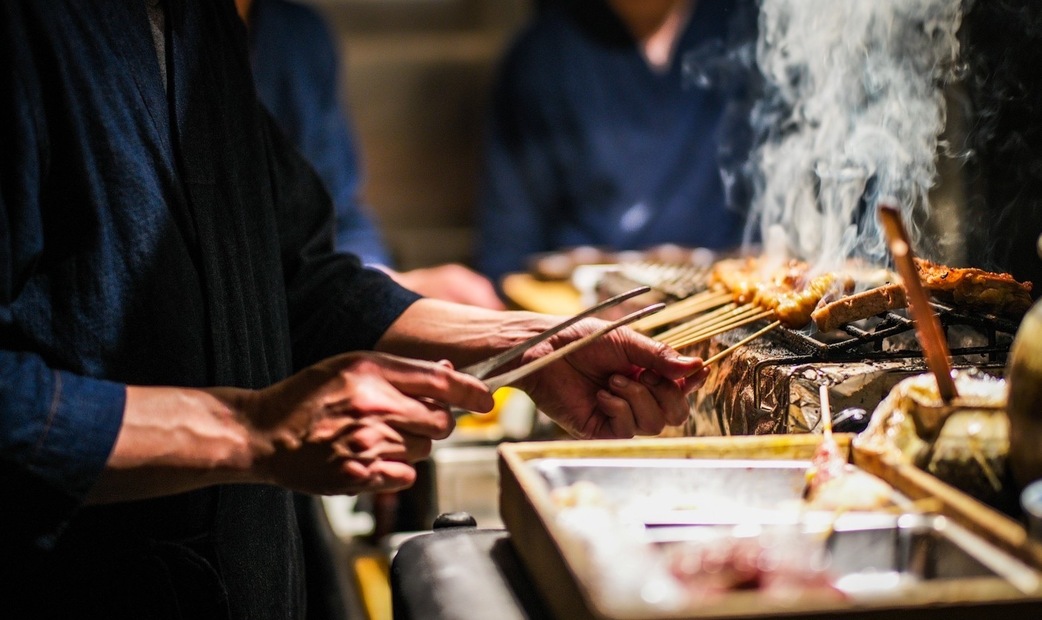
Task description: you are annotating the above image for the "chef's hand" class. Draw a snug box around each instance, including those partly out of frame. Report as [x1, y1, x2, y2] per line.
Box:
[244, 352, 493, 495]
[384, 263, 506, 310]
[513, 320, 708, 439]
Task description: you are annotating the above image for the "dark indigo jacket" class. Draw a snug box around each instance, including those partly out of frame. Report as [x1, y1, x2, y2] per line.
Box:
[0, 1, 418, 616]
[250, 0, 394, 267]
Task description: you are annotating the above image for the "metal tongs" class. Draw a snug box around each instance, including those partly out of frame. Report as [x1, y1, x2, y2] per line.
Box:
[461, 286, 664, 392]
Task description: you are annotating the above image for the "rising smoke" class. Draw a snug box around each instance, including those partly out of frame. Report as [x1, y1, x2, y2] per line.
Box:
[742, 0, 966, 271]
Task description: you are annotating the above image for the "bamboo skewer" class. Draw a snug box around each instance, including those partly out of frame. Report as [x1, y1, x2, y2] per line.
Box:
[819, 383, 836, 449]
[658, 286, 722, 308]
[665, 290, 731, 316]
[804, 383, 845, 505]
[701, 320, 782, 366]
[651, 291, 731, 322]
[669, 300, 760, 332]
[658, 304, 766, 345]
[667, 310, 776, 349]
[663, 307, 770, 346]
[631, 289, 731, 333]
[666, 312, 775, 349]
[653, 302, 743, 342]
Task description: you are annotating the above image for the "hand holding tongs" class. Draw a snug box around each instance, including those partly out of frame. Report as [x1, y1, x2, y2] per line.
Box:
[460, 286, 664, 392]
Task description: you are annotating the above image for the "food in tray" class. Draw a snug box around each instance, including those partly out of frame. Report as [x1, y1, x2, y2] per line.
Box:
[664, 529, 842, 600]
[549, 479, 606, 509]
[545, 464, 897, 520]
[804, 467, 895, 512]
[525, 452, 1037, 614]
[855, 368, 1013, 511]
[805, 385, 895, 512]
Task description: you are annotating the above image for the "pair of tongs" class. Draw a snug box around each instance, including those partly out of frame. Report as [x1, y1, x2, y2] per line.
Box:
[460, 286, 664, 392]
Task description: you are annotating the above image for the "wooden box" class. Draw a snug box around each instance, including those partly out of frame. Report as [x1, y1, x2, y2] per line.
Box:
[498, 435, 1042, 619]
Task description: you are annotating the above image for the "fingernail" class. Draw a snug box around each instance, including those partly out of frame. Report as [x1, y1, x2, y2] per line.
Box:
[677, 356, 699, 364]
[610, 375, 629, 388]
[640, 371, 662, 387]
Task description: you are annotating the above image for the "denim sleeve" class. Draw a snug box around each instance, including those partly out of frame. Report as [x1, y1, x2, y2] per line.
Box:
[0, 8, 126, 554]
[0, 351, 125, 552]
[259, 107, 421, 369]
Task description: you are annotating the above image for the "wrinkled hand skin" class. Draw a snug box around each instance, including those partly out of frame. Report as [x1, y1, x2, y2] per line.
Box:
[515, 320, 708, 439]
[244, 352, 493, 495]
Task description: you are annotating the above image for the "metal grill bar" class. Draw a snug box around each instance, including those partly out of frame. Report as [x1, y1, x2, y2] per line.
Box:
[765, 302, 1018, 363]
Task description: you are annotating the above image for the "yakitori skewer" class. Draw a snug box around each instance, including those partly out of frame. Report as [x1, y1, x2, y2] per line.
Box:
[802, 383, 847, 513]
[656, 303, 770, 346]
[700, 320, 782, 366]
[652, 301, 744, 342]
[630, 288, 732, 333]
[666, 310, 776, 349]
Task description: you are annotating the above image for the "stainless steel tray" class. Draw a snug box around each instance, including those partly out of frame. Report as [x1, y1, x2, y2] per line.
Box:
[531, 457, 1038, 595]
[499, 436, 1042, 619]
[531, 457, 899, 525]
[648, 513, 1039, 596]
[532, 458, 813, 508]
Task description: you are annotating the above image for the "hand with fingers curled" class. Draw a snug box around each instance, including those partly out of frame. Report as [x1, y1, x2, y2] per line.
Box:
[242, 352, 494, 495]
[512, 319, 709, 440]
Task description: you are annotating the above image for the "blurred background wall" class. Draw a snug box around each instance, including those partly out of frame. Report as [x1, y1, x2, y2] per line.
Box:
[309, 0, 532, 270]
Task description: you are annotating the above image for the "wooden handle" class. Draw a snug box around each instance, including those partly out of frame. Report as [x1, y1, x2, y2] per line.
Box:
[878, 202, 958, 402]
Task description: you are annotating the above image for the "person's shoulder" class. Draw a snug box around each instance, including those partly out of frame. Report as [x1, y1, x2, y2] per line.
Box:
[254, 0, 331, 42]
[512, 5, 584, 52]
[499, 6, 578, 80]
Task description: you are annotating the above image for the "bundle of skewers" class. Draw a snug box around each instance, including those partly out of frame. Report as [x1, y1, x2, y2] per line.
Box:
[623, 237, 1033, 367]
[629, 257, 826, 365]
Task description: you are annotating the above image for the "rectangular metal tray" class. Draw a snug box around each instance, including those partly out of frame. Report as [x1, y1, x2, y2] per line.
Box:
[648, 513, 1037, 595]
[499, 435, 1042, 619]
[531, 457, 909, 525]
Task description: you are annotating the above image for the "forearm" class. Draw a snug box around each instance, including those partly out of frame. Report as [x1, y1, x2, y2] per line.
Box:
[86, 385, 259, 504]
[374, 298, 556, 367]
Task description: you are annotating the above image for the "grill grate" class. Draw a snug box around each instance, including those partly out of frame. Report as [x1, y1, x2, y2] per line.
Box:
[767, 301, 1018, 363]
[598, 258, 1021, 367]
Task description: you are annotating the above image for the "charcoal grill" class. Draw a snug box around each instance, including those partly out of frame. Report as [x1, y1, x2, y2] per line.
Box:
[597, 261, 1021, 438]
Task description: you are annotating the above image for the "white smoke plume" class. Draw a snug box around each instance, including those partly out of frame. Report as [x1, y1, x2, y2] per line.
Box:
[745, 0, 966, 272]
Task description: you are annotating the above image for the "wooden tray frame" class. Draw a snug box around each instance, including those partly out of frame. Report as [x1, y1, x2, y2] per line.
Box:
[498, 435, 1042, 619]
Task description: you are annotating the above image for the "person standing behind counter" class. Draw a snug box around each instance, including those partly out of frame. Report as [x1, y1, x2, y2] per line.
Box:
[0, 1, 708, 617]
[240, 0, 504, 310]
[477, 0, 750, 285]
[238, 1, 504, 616]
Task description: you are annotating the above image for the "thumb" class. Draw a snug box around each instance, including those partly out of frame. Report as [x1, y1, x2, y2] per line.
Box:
[624, 332, 703, 381]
